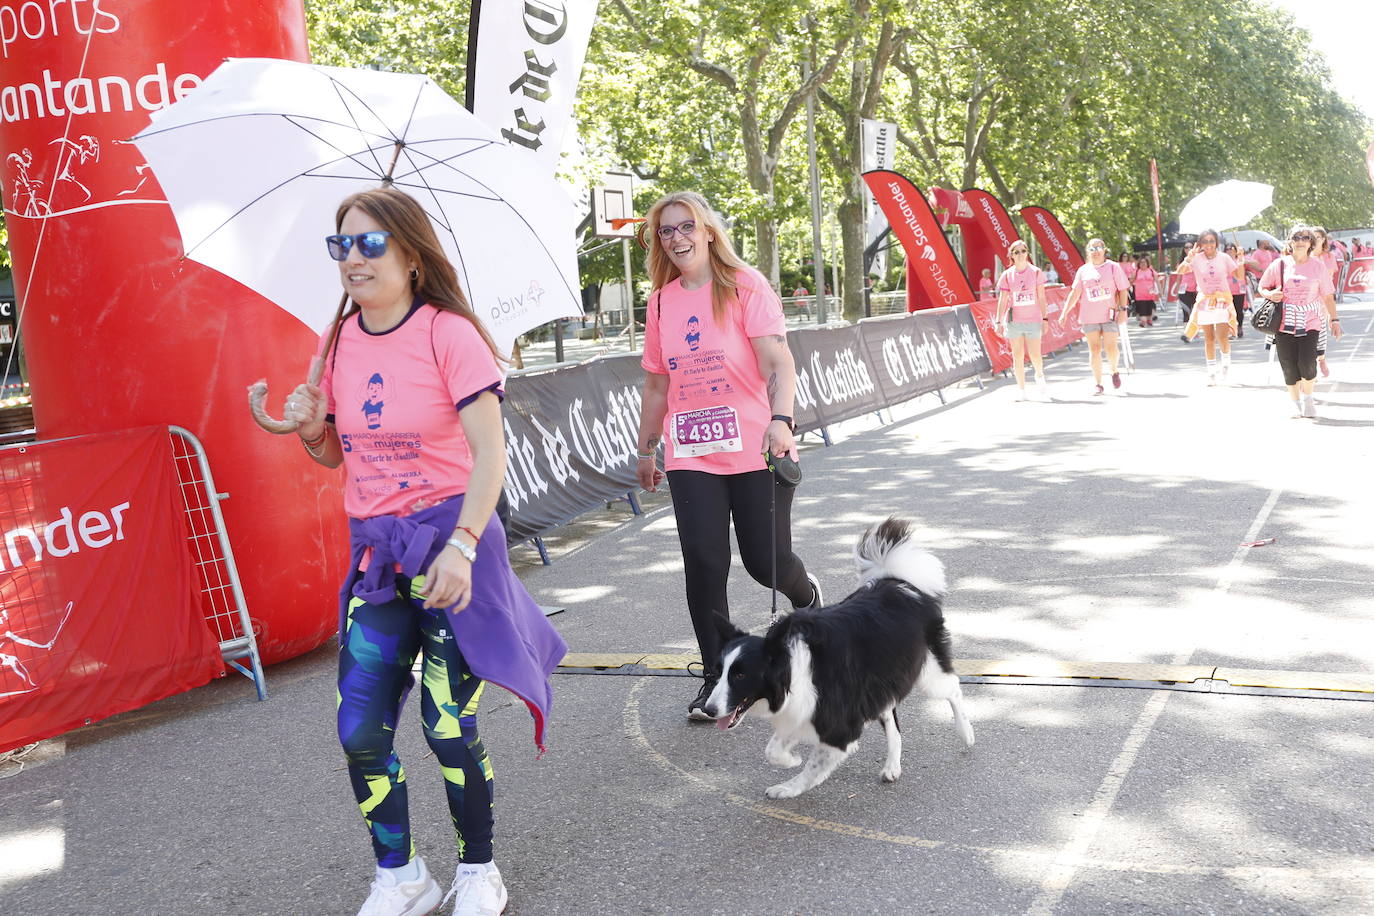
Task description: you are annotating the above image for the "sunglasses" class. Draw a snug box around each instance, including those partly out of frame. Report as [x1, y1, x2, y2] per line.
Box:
[326, 231, 392, 261]
[1087, 245, 1105, 251]
[1290, 234, 1314, 243]
[656, 220, 696, 241]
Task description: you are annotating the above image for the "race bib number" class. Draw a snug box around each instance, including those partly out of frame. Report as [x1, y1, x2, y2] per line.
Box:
[671, 405, 743, 458]
[1013, 290, 1035, 306]
[1087, 284, 1111, 302]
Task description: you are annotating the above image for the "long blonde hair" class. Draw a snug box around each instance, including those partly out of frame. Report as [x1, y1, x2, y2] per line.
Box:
[645, 190, 752, 325]
[334, 187, 506, 363]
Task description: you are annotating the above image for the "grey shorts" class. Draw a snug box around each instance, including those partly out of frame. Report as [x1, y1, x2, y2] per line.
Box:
[1005, 321, 1043, 339]
[1082, 321, 1120, 335]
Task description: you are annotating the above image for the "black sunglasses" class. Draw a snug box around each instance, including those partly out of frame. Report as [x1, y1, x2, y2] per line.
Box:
[326, 231, 392, 261]
[1290, 234, 1314, 243]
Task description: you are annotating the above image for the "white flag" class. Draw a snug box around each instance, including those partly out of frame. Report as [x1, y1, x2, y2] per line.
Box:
[861, 119, 898, 276]
[467, 0, 600, 176]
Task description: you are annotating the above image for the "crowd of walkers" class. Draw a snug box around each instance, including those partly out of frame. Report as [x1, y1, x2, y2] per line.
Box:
[991, 225, 1351, 417]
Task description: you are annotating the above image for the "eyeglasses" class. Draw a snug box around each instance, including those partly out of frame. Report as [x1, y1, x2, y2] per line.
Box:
[1087, 245, 1105, 251]
[326, 231, 392, 261]
[656, 220, 697, 241]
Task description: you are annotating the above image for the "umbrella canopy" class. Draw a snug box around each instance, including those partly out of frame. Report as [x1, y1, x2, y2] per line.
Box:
[1177, 180, 1274, 235]
[132, 58, 582, 357]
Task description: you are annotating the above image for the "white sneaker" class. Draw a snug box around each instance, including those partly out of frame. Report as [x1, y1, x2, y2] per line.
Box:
[1036, 379, 1048, 400]
[1206, 371, 1217, 386]
[1292, 401, 1304, 418]
[443, 862, 508, 916]
[357, 857, 443, 916]
[1220, 365, 1230, 384]
[1301, 397, 1317, 419]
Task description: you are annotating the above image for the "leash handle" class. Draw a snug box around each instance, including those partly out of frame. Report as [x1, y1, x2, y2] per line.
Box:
[770, 468, 778, 622]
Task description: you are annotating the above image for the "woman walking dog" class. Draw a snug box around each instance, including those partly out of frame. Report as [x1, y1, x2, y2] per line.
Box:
[635, 190, 822, 721]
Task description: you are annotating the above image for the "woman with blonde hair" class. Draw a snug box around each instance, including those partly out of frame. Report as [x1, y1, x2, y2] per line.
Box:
[283, 187, 566, 916]
[994, 239, 1050, 399]
[635, 190, 821, 720]
[1058, 238, 1130, 394]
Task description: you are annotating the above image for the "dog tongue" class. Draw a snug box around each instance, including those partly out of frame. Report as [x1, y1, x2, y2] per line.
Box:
[715, 708, 739, 731]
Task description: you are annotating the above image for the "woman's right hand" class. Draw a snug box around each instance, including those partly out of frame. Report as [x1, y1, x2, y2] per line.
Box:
[284, 383, 328, 439]
[636, 456, 665, 492]
[1264, 288, 1284, 303]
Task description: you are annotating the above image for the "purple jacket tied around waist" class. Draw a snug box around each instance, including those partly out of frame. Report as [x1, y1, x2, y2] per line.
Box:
[341, 496, 567, 752]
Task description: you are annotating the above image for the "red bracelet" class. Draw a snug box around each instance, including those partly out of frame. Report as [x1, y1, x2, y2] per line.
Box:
[455, 525, 481, 544]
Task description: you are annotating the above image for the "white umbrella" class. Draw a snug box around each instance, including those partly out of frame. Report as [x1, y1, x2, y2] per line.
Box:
[1177, 180, 1274, 234]
[133, 58, 582, 419]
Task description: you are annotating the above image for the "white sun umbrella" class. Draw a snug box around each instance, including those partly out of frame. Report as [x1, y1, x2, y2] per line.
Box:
[133, 58, 582, 430]
[1177, 180, 1274, 234]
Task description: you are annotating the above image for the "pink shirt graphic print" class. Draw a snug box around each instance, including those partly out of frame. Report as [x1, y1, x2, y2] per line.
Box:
[997, 264, 1045, 322]
[1072, 261, 1128, 324]
[320, 304, 503, 519]
[642, 266, 785, 474]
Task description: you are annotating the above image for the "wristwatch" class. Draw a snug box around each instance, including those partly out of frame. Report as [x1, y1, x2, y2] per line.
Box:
[445, 537, 477, 563]
[770, 414, 795, 432]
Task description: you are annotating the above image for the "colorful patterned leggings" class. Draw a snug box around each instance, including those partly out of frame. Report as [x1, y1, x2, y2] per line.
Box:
[337, 578, 494, 867]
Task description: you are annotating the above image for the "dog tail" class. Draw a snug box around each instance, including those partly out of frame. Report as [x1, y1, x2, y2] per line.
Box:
[854, 517, 946, 596]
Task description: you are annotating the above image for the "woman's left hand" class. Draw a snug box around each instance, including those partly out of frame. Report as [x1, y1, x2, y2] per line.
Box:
[420, 545, 473, 611]
[762, 419, 797, 460]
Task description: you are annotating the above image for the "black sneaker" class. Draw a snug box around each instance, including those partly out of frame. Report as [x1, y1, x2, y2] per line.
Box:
[688, 677, 717, 721]
[795, 572, 824, 611]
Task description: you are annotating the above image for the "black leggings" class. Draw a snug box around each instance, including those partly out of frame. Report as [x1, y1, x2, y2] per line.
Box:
[666, 468, 811, 676]
[1135, 298, 1156, 318]
[1179, 291, 1197, 321]
[1275, 332, 1319, 386]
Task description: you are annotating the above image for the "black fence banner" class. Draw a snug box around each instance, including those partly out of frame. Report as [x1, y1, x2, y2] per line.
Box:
[857, 305, 991, 406]
[789, 324, 884, 433]
[502, 354, 642, 544]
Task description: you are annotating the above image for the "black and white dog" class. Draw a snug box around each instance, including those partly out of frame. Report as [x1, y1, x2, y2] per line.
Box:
[703, 517, 974, 798]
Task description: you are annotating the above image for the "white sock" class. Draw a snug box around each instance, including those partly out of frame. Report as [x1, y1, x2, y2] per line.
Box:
[1206, 358, 1218, 374]
[1221, 353, 1231, 368]
[380, 857, 423, 885]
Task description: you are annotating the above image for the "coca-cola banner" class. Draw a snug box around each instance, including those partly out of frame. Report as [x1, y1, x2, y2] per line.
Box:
[969, 287, 1082, 374]
[1020, 206, 1085, 280]
[1344, 257, 1374, 293]
[501, 309, 991, 543]
[0, 427, 223, 753]
[864, 170, 977, 312]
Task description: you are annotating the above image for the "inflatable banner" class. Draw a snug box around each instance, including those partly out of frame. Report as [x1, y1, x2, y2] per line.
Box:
[864, 170, 976, 312]
[962, 188, 1021, 290]
[0, 426, 223, 753]
[0, 2, 346, 665]
[1020, 206, 1084, 280]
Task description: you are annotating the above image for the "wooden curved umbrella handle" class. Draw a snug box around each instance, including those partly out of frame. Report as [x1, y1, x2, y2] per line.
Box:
[246, 356, 326, 435]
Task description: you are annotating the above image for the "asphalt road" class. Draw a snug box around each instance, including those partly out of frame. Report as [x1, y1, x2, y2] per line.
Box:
[2, 298, 1371, 915]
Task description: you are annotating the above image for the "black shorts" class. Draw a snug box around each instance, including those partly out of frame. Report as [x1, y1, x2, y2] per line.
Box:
[1275, 331, 1319, 386]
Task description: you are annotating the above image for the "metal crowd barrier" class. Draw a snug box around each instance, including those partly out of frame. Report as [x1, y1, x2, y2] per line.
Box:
[168, 426, 266, 700]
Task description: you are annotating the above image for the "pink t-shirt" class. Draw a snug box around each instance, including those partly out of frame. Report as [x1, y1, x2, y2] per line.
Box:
[1188, 251, 1238, 297]
[1259, 256, 1334, 333]
[320, 303, 504, 519]
[996, 264, 1045, 321]
[1179, 268, 1197, 292]
[1072, 260, 1128, 324]
[1320, 250, 1339, 280]
[978, 277, 995, 298]
[642, 266, 786, 475]
[1250, 248, 1276, 276]
[1121, 261, 1138, 282]
[1133, 267, 1157, 301]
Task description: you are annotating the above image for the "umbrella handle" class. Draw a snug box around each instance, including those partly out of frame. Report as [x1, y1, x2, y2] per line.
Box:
[246, 356, 326, 435]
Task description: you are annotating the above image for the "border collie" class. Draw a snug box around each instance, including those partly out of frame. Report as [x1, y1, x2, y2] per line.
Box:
[703, 517, 974, 798]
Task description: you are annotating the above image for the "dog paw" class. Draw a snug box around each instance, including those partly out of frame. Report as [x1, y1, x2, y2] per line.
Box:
[765, 781, 803, 799]
[880, 764, 902, 783]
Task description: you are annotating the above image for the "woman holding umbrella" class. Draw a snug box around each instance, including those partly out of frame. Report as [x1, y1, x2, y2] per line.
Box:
[1058, 238, 1130, 394]
[1258, 227, 1339, 418]
[1175, 229, 1242, 384]
[282, 188, 565, 916]
[635, 190, 822, 721]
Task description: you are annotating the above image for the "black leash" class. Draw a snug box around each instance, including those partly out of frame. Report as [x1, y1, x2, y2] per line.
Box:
[770, 465, 778, 622]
